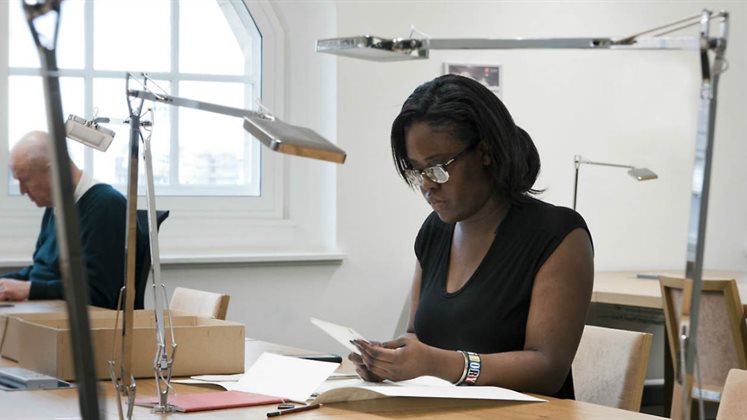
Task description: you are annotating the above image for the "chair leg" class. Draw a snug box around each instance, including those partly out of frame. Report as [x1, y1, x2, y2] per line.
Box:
[671, 381, 685, 420]
[671, 377, 699, 420]
[671, 380, 712, 420]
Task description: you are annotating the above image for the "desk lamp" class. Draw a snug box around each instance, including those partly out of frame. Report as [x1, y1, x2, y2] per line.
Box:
[23, 1, 103, 418]
[572, 155, 658, 211]
[103, 72, 347, 418]
[317, 11, 727, 420]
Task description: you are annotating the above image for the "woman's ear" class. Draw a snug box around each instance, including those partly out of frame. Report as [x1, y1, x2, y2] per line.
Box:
[479, 143, 491, 166]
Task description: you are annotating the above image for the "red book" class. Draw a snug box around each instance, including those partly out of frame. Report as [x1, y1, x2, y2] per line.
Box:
[136, 390, 284, 412]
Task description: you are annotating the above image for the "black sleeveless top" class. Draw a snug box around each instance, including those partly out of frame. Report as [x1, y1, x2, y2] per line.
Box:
[413, 197, 590, 399]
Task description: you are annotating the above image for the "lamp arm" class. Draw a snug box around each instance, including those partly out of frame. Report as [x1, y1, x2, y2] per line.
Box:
[107, 74, 150, 420]
[128, 88, 346, 164]
[142, 124, 178, 413]
[421, 34, 719, 51]
[424, 12, 727, 51]
[129, 89, 263, 120]
[575, 159, 635, 170]
[573, 158, 637, 211]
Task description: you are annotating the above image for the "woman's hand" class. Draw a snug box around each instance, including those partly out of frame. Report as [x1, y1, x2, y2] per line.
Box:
[348, 350, 385, 382]
[349, 334, 433, 382]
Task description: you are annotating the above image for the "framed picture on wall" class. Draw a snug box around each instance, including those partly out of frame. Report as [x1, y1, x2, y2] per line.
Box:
[444, 63, 502, 98]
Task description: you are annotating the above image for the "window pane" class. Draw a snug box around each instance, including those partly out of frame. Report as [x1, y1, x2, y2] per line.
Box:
[9, 1, 39, 68]
[179, 0, 246, 76]
[8, 0, 263, 197]
[8, 76, 84, 148]
[8, 76, 85, 191]
[8, 76, 46, 147]
[9, 0, 86, 69]
[93, 0, 170, 72]
[178, 81, 253, 190]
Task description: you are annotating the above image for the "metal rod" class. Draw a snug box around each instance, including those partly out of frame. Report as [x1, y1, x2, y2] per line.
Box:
[142, 120, 178, 413]
[573, 166, 580, 211]
[575, 160, 635, 170]
[107, 74, 145, 420]
[427, 36, 711, 51]
[129, 89, 258, 119]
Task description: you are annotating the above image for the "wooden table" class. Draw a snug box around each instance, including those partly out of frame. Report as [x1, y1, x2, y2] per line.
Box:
[0, 335, 665, 419]
[592, 270, 747, 312]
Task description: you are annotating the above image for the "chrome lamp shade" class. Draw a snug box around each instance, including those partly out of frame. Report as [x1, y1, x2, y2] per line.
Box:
[316, 36, 427, 61]
[65, 115, 115, 152]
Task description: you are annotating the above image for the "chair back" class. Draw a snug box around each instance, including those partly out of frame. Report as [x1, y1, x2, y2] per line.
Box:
[660, 276, 747, 415]
[572, 325, 653, 411]
[134, 210, 170, 309]
[169, 287, 230, 320]
[716, 368, 747, 420]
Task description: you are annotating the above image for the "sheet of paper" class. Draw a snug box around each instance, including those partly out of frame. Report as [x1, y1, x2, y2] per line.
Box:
[371, 384, 545, 401]
[171, 378, 232, 390]
[174, 353, 339, 402]
[310, 317, 368, 355]
[190, 373, 244, 382]
[313, 376, 545, 404]
[234, 352, 339, 403]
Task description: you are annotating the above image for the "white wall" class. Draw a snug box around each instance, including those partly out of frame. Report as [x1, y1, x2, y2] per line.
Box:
[166, 0, 746, 355]
[3, 1, 746, 358]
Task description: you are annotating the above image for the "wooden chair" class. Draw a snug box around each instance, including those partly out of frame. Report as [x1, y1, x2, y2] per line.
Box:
[660, 276, 747, 419]
[169, 287, 230, 320]
[716, 368, 747, 420]
[572, 325, 653, 412]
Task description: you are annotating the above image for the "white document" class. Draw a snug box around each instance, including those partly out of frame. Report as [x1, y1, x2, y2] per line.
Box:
[189, 373, 243, 382]
[310, 317, 368, 355]
[173, 352, 339, 403]
[312, 376, 546, 404]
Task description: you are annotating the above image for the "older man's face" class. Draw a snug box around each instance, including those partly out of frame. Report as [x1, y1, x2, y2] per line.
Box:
[11, 162, 53, 208]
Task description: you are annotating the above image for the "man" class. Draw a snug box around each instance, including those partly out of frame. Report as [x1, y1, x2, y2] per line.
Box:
[0, 131, 126, 309]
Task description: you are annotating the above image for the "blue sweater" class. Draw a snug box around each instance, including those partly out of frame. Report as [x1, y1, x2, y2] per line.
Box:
[2, 184, 127, 309]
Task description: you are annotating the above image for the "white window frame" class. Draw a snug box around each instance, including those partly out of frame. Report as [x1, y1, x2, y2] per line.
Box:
[0, 0, 341, 261]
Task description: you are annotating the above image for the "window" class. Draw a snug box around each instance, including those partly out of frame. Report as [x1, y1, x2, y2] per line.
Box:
[2, 1, 338, 259]
[7, 0, 263, 197]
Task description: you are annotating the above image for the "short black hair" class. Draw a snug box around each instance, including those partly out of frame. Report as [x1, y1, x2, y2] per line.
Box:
[391, 74, 541, 203]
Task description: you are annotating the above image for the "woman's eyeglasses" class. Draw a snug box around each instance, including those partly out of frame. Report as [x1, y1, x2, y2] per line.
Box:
[404, 143, 477, 187]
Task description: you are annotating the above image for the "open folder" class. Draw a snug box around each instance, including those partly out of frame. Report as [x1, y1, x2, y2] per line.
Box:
[135, 390, 283, 412]
[307, 318, 546, 404]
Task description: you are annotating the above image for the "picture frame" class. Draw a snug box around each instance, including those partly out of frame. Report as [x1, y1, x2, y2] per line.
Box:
[444, 63, 502, 98]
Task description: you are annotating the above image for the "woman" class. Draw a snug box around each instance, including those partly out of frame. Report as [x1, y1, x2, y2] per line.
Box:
[350, 74, 594, 398]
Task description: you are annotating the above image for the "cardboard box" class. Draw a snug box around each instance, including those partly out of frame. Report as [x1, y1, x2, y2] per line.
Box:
[12, 309, 244, 380]
[0, 302, 108, 362]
